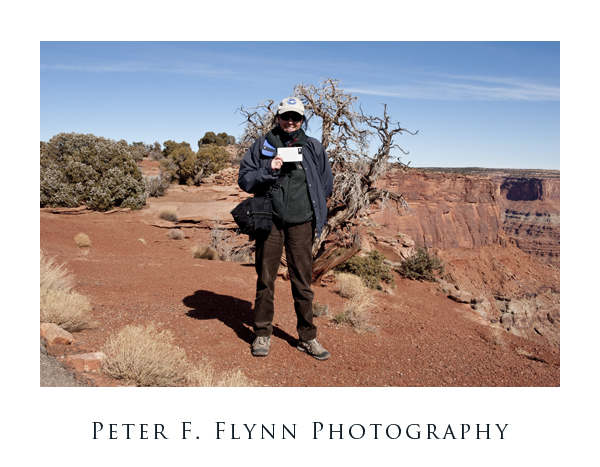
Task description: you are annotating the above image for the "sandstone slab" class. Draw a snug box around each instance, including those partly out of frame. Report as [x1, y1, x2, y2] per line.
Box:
[40, 323, 74, 345]
[65, 352, 105, 372]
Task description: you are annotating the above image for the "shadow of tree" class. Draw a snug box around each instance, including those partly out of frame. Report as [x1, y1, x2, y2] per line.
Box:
[182, 290, 296, 347]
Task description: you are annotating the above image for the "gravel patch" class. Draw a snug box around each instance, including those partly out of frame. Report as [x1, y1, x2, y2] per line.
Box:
[40, 339, 93, 387]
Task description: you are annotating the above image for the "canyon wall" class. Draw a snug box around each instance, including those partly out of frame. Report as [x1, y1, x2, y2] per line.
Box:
[373, 171, 505, 249]
[369, 168, 560, 347]
[496, 177, 560, 268]
[373, 169, 560, 267]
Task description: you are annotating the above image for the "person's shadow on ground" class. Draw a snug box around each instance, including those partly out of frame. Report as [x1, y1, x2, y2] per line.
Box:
[182, 290, 297, 347]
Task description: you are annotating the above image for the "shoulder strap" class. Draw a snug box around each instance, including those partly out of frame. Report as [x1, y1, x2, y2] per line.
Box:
[265, 172, 287, 198]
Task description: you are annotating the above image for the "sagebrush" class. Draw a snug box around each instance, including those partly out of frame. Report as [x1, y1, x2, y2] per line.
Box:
[158, 205, 179, 222]
[160, 140, 229, 185]
[40, 250, 95, 332]
[334, 250, 395, 290]
[336, 272, 366, 299]
[399, 245, 444, 281]
[40, 132, 146, 211]
[145, 170, 171, 198]
[333, 292, 376, 333]
[100, 323, 254, 387]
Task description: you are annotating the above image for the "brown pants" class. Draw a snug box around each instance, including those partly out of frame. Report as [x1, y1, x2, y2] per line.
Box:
[253, 220, 316, 342]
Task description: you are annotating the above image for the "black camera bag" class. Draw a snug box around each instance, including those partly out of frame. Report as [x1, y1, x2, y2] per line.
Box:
[231, 173, 286, 235]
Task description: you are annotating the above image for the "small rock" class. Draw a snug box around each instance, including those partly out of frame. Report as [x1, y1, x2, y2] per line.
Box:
[65, 352, 105, 372]
[40, 323, 74, 345]
[448, 290, 474, 304]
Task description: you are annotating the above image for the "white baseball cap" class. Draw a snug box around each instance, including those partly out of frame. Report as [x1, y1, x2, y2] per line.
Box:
[277, 97, 305, 116]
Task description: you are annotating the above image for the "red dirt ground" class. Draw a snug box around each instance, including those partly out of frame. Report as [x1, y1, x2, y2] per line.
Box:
[40, 170, 559, 387]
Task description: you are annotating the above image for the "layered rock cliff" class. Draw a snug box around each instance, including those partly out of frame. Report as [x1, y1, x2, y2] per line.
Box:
[373, 169, 560, 267]
[373, 170, 504, 249]
[368, 168, 560, 348]
[496, 177, 560, 268]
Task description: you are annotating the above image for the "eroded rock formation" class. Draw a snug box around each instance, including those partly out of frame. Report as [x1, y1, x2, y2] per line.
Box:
[373, 170, 503, 249]
[368, 168, 560, 347]
[497, 177, 560, 268]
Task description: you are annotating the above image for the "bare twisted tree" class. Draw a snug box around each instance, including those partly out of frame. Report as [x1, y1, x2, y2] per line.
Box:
[237, 78, 417, 283]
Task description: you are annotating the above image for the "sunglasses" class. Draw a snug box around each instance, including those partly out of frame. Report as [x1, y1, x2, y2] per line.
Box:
[279, 112, 303, 122]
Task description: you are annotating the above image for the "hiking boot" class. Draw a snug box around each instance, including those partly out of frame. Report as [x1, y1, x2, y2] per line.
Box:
[297, 338, 330, 361]
[251, 336, 271, 357]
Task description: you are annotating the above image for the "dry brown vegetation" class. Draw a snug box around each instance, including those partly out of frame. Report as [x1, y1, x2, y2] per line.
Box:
[333, 272, 376, 333]
[74, 232, 91, 248]
[40, 249, 95, 332]
[168, 229, 184, 240]
[336, 272, 366, 299]
[334, 293, 377, 333]
[100, 323, 254, 387]
[158, 205, 179, 222]
[192, 244, 219, 260]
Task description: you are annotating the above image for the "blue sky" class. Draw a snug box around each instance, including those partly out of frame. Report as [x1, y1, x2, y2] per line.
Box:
[40, 41, 559, 169]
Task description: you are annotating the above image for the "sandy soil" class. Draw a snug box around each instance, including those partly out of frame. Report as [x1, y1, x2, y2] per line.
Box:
[39, 218, 560, 387]
[39, 165, 559, 387]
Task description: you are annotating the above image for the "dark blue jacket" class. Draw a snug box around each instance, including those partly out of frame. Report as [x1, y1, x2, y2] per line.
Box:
[238, 134, 333, 237]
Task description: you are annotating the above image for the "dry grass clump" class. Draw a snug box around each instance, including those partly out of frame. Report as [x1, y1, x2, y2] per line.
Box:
[489, 326, 507, 347]
[336, 272, 367, 299]
[100, 323, 254, 387]
[168, 229, 184, 240]
[210, 220, 254, 262]
[192, 244, 220, 260]
[188, 362, 255, 387]
[74, 232, 91, 248]
[144, 171, 170, 198]
[40, 249, 95, 332]
[312, 301, 330, 317]
[333, 292, 376, 333]
[158, 205, 179, 222]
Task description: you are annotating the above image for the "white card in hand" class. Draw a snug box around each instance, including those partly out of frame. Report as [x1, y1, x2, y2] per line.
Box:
[277, 147, 303, 162]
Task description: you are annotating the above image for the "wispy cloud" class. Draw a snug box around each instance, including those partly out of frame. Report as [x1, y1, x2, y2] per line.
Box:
[40, 61, 242, 79]
[347, 73, 559, 102]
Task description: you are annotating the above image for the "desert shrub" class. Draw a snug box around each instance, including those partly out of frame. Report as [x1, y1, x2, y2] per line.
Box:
[145, 170, 171, 197]
[40, 250, 95, 332]
[40, 132, 146, 211]
[312, 301, 330, 317]
[129, 142, 150, 161]
[100, 323, 196, 387]
[192, 244, 219, 260]
[41, 250, 73, 294]
[100, 323, 253, 387]
[210, 220, 253, 262]
[210, 221, 235, 259]
[398, 245, 445, 281]
[333, 293, 376, 333]
[333, 250, 395, 290]
[168, 229, 184, 240]
[160, 144, 197, 185]
[198, 131, 236, 147]
[160, 140, 212, 185]
[158, 206, 179, 222]
[148, 149, 164, 161]
[41, 289, 94, 332]
[336, 272, 366, 299]
[195, 144, 229, 182]
[160, 142, 229, 186]
[188, 361, 254, 387]
[229, 245, 254, 263]
[74, 233, 91, 248]
[148, 141, 163, 160]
